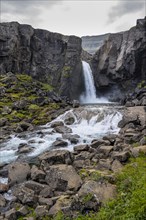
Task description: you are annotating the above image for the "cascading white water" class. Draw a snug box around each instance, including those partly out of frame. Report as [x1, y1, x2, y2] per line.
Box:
[0, 106, 123, 165]
[80, 61, 108, 104]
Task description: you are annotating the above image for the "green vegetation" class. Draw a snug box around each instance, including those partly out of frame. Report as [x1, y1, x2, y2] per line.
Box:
[62, 66, 71, 78]
[0, 73, 63, 127]
[16, 156, 146, 220]
[137, 80, 146, 89]
[79, 169, 102, 181]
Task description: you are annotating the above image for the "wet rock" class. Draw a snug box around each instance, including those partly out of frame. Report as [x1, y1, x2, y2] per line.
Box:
[64, 112, 75, 125]
[72, 100, 80, 108]
[112, 151, 130, 162]
[0, 194, 6, 207]
[8, 162, 30, 186]
[0, 183, 9, 193]
[39, 150, 74, 165]
[54, 125, 72, 134]
[74, 144, 89, 152]
[45, 164, 82, 192]
[62, 134, 80, 144]
[31, 165, 45, 182]
[73, 160, 90, 169]
[52, 140, 68, 148]
[17, 145, 34, 154]
[51, 121, 64, 128]
[90, 139, 109, 148]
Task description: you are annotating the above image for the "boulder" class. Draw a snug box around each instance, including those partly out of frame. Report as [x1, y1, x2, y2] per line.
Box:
[39, 150, 74, 165]
[52, 140, 68, 148]
[35, 205, 48, 218]
[49, 195, 71, 216]
[24, 181, 48, 194]
[51, 121, 64, 128]
[0, 194, 6, 207]
[72, 100, 80, 108]
[0, 118, 8, 127]
[5, 208, 17, 220]
[31, 165, 45, 182]
[45, 164, 82, 192]
[0, 183, 9, 193]
[62, 134, 80, 144]
[12, 185, 37, 205]
[54, 126, 72, 134]
[131, 145, 146, 157]
[98, 145, 113, 156]
[78, 180, 116, 203]
[74, 144, 89, 152]
[111, 160, 123, 173]
[112, 151, 130, 162]
[8, 162, 30, 186]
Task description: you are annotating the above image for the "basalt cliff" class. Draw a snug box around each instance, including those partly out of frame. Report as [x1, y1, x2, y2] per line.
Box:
[91, 17, 146, 100]
[0, 22, 84, 100]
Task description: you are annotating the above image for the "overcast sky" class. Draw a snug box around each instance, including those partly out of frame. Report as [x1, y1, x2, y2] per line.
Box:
[0, 0, 145, 37]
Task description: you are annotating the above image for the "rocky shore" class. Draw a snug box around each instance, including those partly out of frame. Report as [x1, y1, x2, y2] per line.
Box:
[0, 102, 145, 219]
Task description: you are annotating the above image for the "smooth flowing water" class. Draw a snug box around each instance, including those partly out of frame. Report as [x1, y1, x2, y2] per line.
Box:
[80, 61, 109, 104]
[0, 105, 123, 165]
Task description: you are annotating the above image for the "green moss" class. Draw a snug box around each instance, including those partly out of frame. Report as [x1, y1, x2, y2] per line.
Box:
[90, 171, 101, 181]
[28, 104, 40, 111]
[42, 83, 53, 91]
[79, 169, 89, 179]
[137, 80, 146, 89]
[62, 66, 71, 78]
[16, 74, 32, 82]
[82, 193, 94, 204]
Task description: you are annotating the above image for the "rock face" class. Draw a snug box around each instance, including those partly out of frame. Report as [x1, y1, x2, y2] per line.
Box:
[0, 22, 84, 100]
[91, 18, 146, 100]
[82, 34, 109, 55]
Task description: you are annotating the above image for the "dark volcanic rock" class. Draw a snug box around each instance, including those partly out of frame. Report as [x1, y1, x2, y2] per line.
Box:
[0, 22, 84, 100]
[91, 17, 146, 100]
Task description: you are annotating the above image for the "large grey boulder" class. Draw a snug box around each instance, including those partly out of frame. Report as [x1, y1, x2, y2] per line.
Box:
[39, 150, 74, 165]
[45, 164, 82, 192]
[8, 162, 30, 186]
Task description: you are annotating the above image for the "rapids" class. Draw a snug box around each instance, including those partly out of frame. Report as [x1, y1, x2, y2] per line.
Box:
[0, 105, 122, 165]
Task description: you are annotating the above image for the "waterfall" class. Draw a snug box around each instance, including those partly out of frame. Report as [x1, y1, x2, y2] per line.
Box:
[80, 61, 108, 104]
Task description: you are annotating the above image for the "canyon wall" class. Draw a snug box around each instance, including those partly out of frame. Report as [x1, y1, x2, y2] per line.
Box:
[0, 22, 84, 100]
[91, 17, 146, 99]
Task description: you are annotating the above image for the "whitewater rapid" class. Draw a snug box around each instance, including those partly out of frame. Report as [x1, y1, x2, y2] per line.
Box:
[0, 105, 123, 165]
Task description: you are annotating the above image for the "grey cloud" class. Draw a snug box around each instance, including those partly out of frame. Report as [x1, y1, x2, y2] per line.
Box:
[1, 0, 64, 24]
[108, 1, 145, 23]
